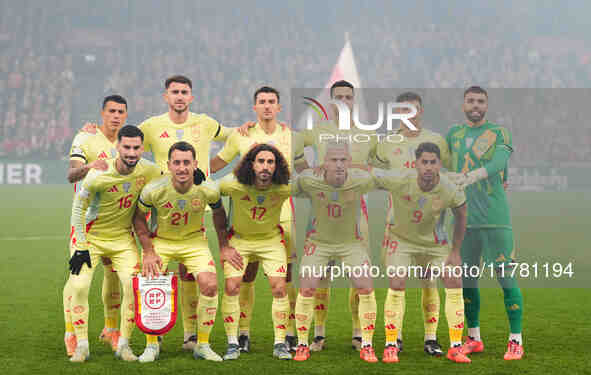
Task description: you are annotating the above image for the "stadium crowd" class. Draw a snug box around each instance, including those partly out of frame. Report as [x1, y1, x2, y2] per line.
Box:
[1, 0, 590, 165]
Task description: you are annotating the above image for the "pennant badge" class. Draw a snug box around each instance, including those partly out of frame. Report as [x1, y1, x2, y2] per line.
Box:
[177, 199, 187, 210]
[122, 182, 131, 193]
[176, 129, 184, 140]
[256, 195, 266, 204]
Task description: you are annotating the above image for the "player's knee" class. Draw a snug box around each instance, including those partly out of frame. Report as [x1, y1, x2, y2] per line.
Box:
[357, 287, 373, 296]
[442, 275, 462, 289]
[389, 278, 406, 290]
[270, 283, 287, 298]
[299, 288, 315, 298]
[200, 280, 218, 297]
[225, 280, 241, 296]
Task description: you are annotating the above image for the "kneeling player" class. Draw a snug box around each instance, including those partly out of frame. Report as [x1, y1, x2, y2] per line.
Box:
[374, 142, 470, 363]
[218, 144, 292, 360]
[68, 126, 161, 362]
[292, 143, 378, 363]
[134, 142, 229, 362]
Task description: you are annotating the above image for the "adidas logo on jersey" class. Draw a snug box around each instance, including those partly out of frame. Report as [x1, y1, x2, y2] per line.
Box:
[241, 195, 251, 201]
[160, 131, 170, 138]
[163, 201, 173, 209]
[208, 260, 215, 266]
[98, 151, 108, 159]
[108, 185, 119, 193]
[276, 265, 286, 273]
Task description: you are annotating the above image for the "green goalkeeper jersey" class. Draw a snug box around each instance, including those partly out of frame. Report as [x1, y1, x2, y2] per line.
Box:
[446, 121, 512, 229]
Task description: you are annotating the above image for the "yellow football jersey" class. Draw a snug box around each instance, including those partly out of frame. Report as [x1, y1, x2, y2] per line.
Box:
[374, 128, 450, 170]
[217, 122, 292, 170]
[219, 175, 290, 241]
[138, 175, 221, 241]
[139, 112, 232, 174]
[293, 169, 374, 245]
[68, 129, 118, 192]
[294, 120, 377, 166]
[373, 169, 466, 248]
[71, 158, 161, 250]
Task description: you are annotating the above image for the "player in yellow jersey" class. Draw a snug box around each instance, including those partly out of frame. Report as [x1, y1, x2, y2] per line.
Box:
[373, 142, 470, 364]
[62, 95, 127, 357]
[218, 144, 292, 360]
[210, 86, 298, 352]
[83, 75, 236, 350]
[292, 143, 378, 363]
[67, 126, 161, 362]
[133, 141, 230, 362]
[293, 80, 377, 351]
[372, 92, 452, 355]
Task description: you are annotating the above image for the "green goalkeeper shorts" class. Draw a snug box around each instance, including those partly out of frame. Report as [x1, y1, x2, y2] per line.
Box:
[461, 228, 516, 268]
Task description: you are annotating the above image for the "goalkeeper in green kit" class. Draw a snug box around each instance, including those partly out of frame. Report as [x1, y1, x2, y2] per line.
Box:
[446, 86, 523, 360]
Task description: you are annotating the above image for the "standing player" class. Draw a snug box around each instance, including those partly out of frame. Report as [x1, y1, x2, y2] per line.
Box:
[372, 92, 451, 355]
[293, 80, 377, 351]
[218, 144, 292, 360]
[292, 143, 378, 363]
[133, 142, 230, 362]
[62, 94, 127, 357]
[68, 125, 161, 362]
[210, 86, 297, 352]
[446, 86, 524, 360]
[374, 142, 470, 363]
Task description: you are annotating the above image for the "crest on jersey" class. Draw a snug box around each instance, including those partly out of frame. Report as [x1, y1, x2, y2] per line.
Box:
[191, 198, 203, 211]
[122, 182, 131, 193]
[136, 176, 146, 190]
[133, 274, 178, 335]
[177, 199, 187, 210]
[191, 125, 200, 142]
[331, 191, 339, 201]
[176, 129, 184, 140]
[418, 196, 427, 209]
[472, 130, 497, 159]
[110, 148, 117, 158]
[256, 195, 266, 204]
[465, 137, 474, 148]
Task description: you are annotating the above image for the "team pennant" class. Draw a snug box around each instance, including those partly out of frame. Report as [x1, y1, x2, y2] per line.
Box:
[133, 273, 178, 335]
[176, 129, 184, 140]
[177, 199, 186, 210]
[331, 191, 339, 201]
[257, 195, 266, 204]
[122, 182, 131, 193]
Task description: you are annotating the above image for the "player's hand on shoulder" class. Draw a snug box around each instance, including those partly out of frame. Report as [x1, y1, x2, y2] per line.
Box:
[81, 122, 98, 134]
[313, 164, 325, 177]
[69, 250, 91, 275]
[89, 159, 109, 171]
[220, 245, 243, 271]
[237, 121, 256, 136]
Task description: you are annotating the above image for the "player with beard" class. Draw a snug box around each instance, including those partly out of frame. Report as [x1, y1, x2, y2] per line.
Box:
[67, 125, 161, 362]
[446, 86, 524, 360]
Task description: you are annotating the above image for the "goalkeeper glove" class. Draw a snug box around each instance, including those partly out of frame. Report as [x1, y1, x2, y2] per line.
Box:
[194, 168, 206, 185]
[69, 250, 91, 275]
[457, 167, 488, 189]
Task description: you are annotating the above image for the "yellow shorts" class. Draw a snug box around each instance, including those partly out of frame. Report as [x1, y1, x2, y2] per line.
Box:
[85, 234, 140, 275]
[299, 240, 371, 276]
[381, 232, 447, 274]
[280, 197, 296, 263]
[224, 235, 287, 279]
[153, 237, 216, 276]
